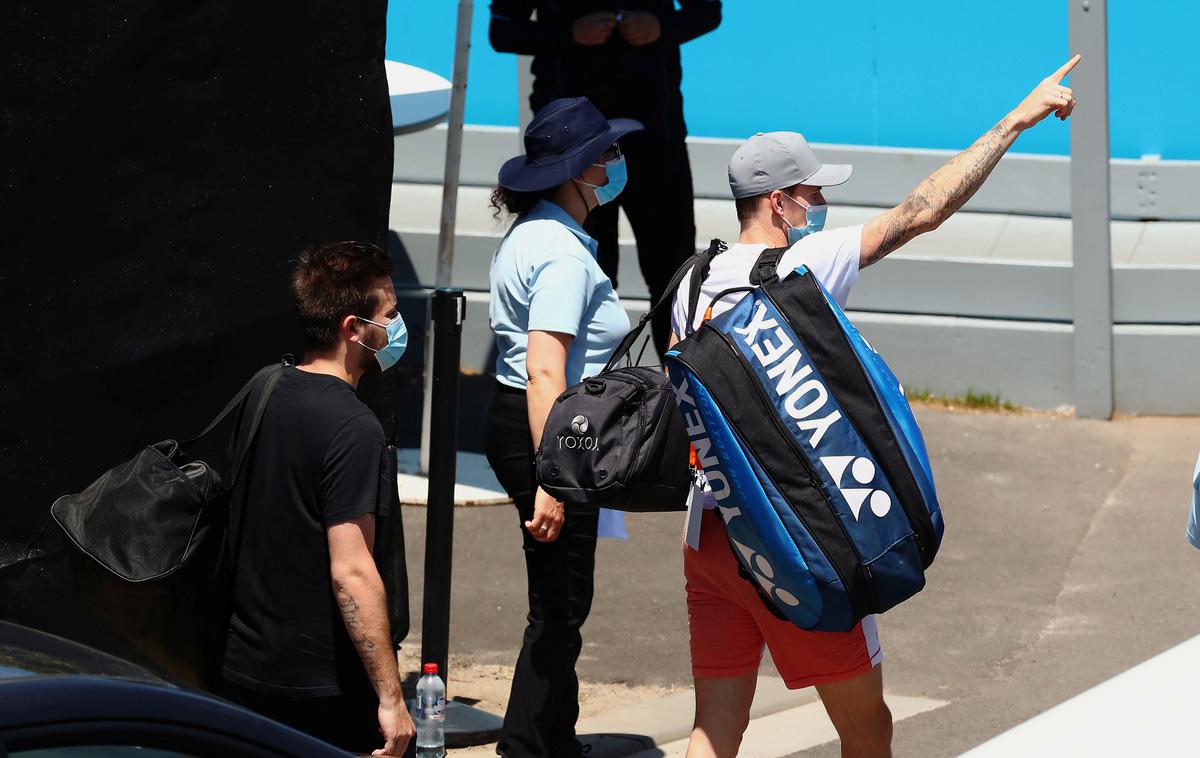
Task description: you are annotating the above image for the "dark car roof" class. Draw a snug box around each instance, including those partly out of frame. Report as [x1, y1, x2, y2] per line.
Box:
[0, 622, 351, 757]
[0, 620, 167, 684]
[0, 677, 350, 756]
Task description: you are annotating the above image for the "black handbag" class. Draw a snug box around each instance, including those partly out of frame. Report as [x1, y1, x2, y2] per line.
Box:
[51, 361, 285, 582]
[534, 245, 721, 512]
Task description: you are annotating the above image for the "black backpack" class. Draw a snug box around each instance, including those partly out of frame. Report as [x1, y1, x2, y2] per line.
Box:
[533, 245, 723, 512]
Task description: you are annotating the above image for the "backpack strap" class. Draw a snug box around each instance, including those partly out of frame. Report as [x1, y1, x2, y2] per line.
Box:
[684, 238, 728, 336]
[749, 246, 788, 286]
[602, 243, 718, 372]
[683, 243, 784, 335]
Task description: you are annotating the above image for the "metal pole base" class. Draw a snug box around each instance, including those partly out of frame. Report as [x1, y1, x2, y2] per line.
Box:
[442, 700, 504, 748]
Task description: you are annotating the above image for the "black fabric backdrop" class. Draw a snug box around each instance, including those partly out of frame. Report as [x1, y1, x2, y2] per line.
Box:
[0, 0, 409, 679]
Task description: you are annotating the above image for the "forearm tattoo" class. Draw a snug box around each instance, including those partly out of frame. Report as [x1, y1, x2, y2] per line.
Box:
[871, 120, 1013, 264]
[335, 581, 388, 688]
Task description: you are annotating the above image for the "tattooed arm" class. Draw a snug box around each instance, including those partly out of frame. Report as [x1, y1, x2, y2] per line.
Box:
[860, 55, 1081, 268]
[329, 514, 414, 756]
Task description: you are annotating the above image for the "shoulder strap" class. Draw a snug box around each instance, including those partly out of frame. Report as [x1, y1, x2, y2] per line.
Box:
[749, 246, 788, 286]
[601, 243, 717, 373]
[225, 363, 286, 487]
[186, 357, 291, 444]
[222, 362, 288, 613]
[684, 238, 728, 336]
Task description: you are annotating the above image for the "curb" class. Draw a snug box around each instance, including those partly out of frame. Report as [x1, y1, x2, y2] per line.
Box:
[575, 677, 819, 757]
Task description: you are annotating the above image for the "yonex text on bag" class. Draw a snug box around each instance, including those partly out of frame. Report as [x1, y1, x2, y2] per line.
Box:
[666, 266, 944, 632]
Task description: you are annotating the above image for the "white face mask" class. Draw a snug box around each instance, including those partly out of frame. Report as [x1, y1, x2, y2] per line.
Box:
[781, 192, 828, 244]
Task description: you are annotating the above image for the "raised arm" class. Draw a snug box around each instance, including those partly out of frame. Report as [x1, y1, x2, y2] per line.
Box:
[860, 55, 1080, 268]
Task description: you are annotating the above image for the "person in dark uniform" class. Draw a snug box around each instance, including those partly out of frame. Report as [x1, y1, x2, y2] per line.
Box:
[489, 0, 722, 355]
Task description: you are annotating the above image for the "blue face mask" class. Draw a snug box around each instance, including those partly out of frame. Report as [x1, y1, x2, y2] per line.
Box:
[357, 313, 408, 371]
[576, 153, 628, 207]
[782, 193, 828, 245]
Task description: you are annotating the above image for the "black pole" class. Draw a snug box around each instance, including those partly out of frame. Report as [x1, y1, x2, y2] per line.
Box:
[420, 288, 465, 682]
[416, 288, 501, 748]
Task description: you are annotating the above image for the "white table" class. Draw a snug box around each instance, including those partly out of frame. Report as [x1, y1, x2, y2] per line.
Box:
[386, 60, 451, 135]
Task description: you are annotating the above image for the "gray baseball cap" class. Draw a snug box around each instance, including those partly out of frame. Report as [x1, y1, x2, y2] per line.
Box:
[727, 132, 853, 199]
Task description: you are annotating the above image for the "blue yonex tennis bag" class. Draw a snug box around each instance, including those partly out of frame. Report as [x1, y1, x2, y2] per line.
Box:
[665, 264, 944, 632]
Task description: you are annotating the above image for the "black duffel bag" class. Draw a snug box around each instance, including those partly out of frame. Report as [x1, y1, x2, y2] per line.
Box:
[534, 245, 719, 512]
[44, 360, 285, 685]
[51, 361, 284, 583]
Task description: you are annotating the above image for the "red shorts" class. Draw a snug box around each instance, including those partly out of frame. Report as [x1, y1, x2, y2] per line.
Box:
[684, 510, 882, 689]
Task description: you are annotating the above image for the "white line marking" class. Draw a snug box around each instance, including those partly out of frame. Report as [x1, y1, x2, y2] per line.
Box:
[961, 634, 1200, 756]
[629, 694, 947, 758]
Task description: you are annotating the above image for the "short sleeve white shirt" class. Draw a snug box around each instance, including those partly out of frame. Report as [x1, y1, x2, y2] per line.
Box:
[670, 225, 863, 338]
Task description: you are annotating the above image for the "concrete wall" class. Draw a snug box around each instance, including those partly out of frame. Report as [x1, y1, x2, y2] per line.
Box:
[390, 129, 1200, 415]
[395, 125, 1200, 221]
[392, 273, 1200, 416]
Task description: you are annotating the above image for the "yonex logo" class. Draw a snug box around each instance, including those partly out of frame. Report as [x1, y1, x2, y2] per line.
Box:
[820, 455, 892, 520]
[730, 537, 801, 608]
[570, 415, 589, 434]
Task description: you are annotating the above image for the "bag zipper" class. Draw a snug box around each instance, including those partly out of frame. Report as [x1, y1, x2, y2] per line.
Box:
[762, 282, 935, 564]
[673, 342, 868, 609]
[589, 368, 651, 490]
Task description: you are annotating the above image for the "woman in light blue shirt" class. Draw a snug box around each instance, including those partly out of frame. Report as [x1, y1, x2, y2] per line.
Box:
[484, 97, 641, 758]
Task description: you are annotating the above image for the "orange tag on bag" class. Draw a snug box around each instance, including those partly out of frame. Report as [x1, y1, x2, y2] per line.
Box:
[685, 305, 713, 491]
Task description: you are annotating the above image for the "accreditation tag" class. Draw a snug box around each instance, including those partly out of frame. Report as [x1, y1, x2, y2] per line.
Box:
[683, 469, 708, 551]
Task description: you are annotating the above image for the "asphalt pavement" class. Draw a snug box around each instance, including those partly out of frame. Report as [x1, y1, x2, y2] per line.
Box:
[401, 406, 1200, 756]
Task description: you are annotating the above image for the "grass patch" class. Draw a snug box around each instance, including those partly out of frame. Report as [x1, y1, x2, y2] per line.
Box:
[907, 387, 1021, 413]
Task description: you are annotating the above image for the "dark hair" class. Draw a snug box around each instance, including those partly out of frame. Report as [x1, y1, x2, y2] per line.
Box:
[490, 185, 555, 219]
[291, 241, 394, 352]
[734, 195, 762, 223]
[734, 183, 801, 223]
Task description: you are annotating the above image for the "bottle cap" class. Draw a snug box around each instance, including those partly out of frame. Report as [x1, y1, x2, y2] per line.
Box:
[423, 662, 438, 675]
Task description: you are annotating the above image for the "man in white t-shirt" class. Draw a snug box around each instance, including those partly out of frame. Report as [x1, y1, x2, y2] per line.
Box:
[671, 56, 1080, 758]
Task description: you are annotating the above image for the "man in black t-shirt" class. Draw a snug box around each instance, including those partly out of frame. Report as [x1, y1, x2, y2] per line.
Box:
[221, 241, 414, 756]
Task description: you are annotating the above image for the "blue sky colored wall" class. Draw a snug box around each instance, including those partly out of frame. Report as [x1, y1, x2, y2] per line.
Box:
[387, 1, 1197, 159]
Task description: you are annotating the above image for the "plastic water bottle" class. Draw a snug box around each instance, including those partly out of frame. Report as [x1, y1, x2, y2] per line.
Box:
[415, 662, 446, 757]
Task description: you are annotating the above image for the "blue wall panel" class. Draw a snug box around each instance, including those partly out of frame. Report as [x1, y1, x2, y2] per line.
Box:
[387, 1, 518, 127]
[387, 1, 1199, 159]
[1107, 0, 1198, 159]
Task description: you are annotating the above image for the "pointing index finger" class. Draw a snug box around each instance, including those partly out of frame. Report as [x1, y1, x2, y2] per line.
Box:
[1052, 54, 1082, 82]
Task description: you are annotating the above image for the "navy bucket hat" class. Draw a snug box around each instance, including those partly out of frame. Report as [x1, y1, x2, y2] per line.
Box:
[498, 97, 643, 192]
